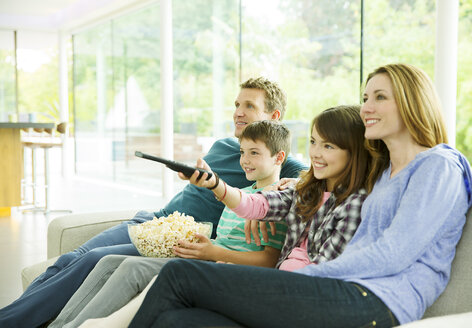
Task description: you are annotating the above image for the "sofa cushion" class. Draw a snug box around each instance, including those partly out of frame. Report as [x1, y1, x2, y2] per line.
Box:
[423, 208, 472, 318]
[47, 210, 139, 258]
[398, 311, 472, 328]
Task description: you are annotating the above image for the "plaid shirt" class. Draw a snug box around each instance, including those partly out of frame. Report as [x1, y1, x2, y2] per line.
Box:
[260, 187, 367, 268]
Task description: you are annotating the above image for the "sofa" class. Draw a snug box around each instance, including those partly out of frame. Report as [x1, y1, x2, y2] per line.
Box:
[21, 208, 472, 326]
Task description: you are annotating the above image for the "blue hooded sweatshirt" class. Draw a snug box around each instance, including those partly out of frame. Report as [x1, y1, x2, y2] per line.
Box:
[296, 144, 472, 324]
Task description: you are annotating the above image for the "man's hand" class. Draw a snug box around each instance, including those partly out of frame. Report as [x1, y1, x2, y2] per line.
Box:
[173, 234, 215, 261]
[244, 220, 277, 246]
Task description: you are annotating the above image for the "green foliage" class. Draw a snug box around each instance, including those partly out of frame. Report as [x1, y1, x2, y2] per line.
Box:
[456, 0, 472, 161]
[18, 51, 60, 120]
[0, 50, 16, 115]
[4, 0, 471, 164]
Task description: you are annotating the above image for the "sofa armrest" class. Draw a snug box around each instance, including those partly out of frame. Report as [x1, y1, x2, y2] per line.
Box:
[47, 210, 141, 258]
[423, 207, 472, 318]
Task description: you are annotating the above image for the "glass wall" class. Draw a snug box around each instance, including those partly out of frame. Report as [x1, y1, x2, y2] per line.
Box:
[73, 1, 239, 191]
[0, 30, 59, 123]
[0, 30, 15, 121]
[73, 6, 162, 187]
[456, 0, 472, 161]
[5, 0, 465, 191]
[173, 0, 239, 144]
[363, 1, 436, 76]
[241, 0, 361, 159]
[17, 31, 59, 122]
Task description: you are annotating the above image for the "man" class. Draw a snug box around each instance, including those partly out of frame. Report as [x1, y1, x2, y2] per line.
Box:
[0, 77, 306, 328]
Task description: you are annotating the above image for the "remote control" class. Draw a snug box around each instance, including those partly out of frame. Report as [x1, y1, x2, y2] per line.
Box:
[135, 151, 213, 180]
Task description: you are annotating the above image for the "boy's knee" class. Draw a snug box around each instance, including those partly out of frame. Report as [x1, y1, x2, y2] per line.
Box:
[121, 256, 143, 267]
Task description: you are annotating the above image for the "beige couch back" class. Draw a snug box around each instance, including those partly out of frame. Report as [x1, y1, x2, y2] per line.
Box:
[423, 207, 472, 318]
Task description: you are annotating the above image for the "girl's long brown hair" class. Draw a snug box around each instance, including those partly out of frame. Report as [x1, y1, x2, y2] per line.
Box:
[295, 105, 371, 222]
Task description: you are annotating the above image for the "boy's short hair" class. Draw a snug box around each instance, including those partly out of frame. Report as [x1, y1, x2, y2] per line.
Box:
[239, 120, 291, 164]
[240, 77, 287, 120]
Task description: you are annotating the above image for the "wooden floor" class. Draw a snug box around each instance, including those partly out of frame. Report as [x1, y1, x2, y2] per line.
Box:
[0, 171, 166, 308]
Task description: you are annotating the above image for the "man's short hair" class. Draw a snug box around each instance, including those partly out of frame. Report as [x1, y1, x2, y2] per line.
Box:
[240, 77, 287, 120]
[239, 120, 291, 164]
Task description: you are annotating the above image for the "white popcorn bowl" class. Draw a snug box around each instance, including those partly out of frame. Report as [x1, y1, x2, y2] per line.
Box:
[128, 221, 213, 258]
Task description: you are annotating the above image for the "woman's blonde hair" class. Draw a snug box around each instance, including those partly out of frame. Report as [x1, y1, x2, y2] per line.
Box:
[364, 63, 448, 191]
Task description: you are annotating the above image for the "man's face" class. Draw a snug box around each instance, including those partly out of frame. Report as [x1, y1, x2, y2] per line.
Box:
[233, 88, 277, 137]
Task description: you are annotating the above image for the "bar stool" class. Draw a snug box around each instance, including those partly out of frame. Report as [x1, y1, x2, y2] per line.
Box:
[22, 122, 71, 214]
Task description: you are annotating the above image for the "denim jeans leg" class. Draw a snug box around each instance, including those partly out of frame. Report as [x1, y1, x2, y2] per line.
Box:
[130, 259, 398, 328]
[0, 244, 139, 328]
[48, 254, 130, 328]
[156, 308, 244, 328]
[24, 220, 133, 296]
[65, 257, 172, 328]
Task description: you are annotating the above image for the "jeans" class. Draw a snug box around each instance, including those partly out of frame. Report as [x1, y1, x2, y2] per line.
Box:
[129, 259, 399, 328]
[50, 256, 172, 328]
[0, 210, 155, 328]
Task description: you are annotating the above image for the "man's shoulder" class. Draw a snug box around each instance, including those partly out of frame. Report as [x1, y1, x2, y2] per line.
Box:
[281, 155, 308, 178]
[207, 137, 237, 150]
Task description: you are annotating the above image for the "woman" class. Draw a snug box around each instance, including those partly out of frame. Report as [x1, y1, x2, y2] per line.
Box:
[129, 63, 472, 328]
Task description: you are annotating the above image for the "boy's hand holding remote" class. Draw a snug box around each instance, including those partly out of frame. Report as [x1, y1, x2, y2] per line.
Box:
[181, 158, 242, 209]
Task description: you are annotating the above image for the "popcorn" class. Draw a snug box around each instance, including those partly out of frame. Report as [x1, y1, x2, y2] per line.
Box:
[128, 211, 212, 258]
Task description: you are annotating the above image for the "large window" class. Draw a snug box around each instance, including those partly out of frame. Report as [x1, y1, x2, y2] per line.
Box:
[0, 30, 15, 121]
[241, 0, 361, 159]
[363, 1, 436, 76]
[73, 1, 240, 191]
[26, 0, 472, 191]
[17, 31, 59, 121]
[0, 30, 59, 123]
[73, 6, 162, 188]
[457, 0, 472, 161]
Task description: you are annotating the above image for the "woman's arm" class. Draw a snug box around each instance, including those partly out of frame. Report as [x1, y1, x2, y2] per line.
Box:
[173, 234, 280, 268]
[296, 156, 469, 278]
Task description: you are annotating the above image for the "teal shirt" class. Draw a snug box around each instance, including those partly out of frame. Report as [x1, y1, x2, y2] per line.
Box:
[154, 137, 307, 238]
[213, 183, 288, 251]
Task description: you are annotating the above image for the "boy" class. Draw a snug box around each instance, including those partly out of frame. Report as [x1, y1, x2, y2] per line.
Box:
[49, 120, 292, 328]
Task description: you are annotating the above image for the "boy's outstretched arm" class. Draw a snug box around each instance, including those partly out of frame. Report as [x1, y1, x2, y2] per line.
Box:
[173, 234, 280, 268]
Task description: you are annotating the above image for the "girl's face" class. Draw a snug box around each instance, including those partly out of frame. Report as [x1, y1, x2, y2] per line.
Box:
[239, 138, 283, 189]
[360, 73, 408, 143]
[309, 125, 349, 192]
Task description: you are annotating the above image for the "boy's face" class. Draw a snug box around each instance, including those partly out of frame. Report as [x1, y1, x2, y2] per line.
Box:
[239, 138, 282, 188]
[233, 88, 279, 138]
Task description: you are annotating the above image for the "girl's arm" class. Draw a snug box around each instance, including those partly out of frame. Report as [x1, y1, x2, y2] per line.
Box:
[181, 158, 268, 217]
[180, 158, 242, 209]
[173, 234, 280, 268]
[311, 191, 366, 263]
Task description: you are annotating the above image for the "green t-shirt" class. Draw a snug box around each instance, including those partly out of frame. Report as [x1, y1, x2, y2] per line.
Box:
[212, 183, 288, 251]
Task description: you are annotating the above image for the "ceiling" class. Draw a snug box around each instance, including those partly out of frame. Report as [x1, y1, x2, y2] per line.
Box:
[0, 0, 80, 16]
[0, 0, 148, 31]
